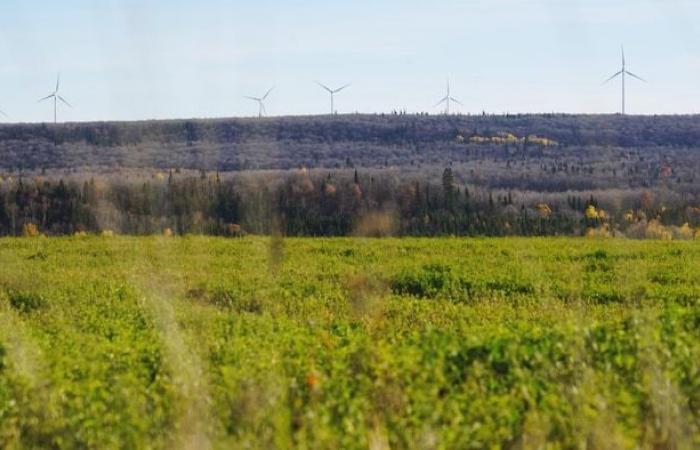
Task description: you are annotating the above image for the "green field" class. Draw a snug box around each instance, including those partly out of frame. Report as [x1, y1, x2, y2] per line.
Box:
[1, 236, 699, 449]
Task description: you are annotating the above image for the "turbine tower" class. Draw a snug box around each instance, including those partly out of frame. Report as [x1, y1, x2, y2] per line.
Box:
[316, 81, 350, 115]
[245, 87, 274, 118]
[39, 73, 72, 124]
[603, 46, 646, 115]
[434, 79, 462, 115]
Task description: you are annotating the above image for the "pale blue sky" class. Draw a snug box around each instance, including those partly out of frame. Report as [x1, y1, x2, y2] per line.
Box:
[0, 0, 699, 122]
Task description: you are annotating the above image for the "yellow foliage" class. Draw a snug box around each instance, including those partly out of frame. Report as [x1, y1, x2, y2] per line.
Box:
[645, 220, 672, 241]
[536, 203, 552, 218]
[74, 231, 88, 237]
[101, 230, 114, 237]
[585, 205, 598, 220]
[527, 135, 558, 147]
[351, 183, 363, 199]
[624, 210, 634, 222]
[491, 133, 520, 145]
[469, 136, 490, 144]
[495, 132, 519, 143]
[226, 223, 242, 236]
[163, 228, 173, 237]
[585, 224, 611, 238]
[22, 223, 40, 237]
[678, 223, 694, 240]
[467, 133, 557, 147]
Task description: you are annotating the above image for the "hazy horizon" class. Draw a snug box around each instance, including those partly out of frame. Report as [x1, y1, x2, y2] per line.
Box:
[4, 111, 700, 127]
[1, 0, 699, 122]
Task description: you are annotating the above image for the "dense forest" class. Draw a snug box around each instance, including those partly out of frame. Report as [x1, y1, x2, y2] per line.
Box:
[1, 169, 699, 238]
[2, 113, 700, 237]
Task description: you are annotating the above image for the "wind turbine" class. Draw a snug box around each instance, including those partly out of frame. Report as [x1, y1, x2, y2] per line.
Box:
[603, 45, 646, 115]
[245, 87, 274, 118]
[316, 81, 350, 115]
[434, 79, 462, 115]
[39, 73, 72, 124]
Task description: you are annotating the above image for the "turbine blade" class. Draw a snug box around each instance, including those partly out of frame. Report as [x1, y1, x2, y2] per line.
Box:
[38, 94, 54, 102]
[57, 95, 72, 107]
[625, 71, 646, 82]
[602, 70, 623, 85]
[334, 83, 351, 93]
[0, 109, 7, 117]
[449, 97, 464, 106]
[315, 81, 332, 93]
[262, 86, 275, 100]
[621, 45, 625, 66]
[55, 73, 60, 93]
[434, 97, 448, 107]
[261, 103, 267, 115]
[244, 96, 261, 101]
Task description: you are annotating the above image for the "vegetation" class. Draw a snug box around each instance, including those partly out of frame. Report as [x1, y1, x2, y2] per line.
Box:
[1, 236, 700, 448]
[3, 113, 700, 237]
[2, 169, 700, 237]
[2, 114, 700, 172]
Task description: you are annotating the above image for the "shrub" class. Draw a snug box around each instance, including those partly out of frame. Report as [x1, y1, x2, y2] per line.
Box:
[584, 286, 626, 304]
[392, 264, 472, 299]
[8, 290, 46, 313]
[645, 220, 672, 240]
[188, 285, 262, 313]
[353, 211, 396, 237]
[484, 279, 535, 295]
[226, 223, 242, 237]
[22, 223, 40, 237]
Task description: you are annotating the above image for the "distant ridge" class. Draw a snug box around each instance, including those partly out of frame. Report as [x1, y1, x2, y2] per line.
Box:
[1, 114, 699, 171]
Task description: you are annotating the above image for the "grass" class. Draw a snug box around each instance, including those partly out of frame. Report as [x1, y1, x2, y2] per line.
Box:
[0, 236, 699, 449]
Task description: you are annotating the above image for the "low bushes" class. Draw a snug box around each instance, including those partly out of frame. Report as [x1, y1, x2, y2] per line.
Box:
[391, 264, 535, 300]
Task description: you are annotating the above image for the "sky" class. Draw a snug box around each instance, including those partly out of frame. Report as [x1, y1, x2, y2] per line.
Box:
[0, 0, 699, 122]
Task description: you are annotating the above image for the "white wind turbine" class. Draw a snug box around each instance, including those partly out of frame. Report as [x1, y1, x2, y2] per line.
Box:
[316, 81, 350, 115]
[245, 87, 274, 118]
[39, 73, 72, 124]
[603, 45, 646, 115]
[434, 79, 462, 115]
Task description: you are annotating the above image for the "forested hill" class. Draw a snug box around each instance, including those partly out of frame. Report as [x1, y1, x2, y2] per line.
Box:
[1, 113, 700, 171]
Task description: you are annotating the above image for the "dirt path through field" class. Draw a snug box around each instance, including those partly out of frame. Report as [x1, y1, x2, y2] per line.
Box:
[0, 298, 55, 447]
[141, 291, 212, 450]
[127, 238, 215, 450]
[0, 303, 42, 386]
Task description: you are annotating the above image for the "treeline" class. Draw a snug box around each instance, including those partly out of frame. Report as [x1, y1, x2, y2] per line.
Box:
[3, 114, 700, 171]
[2, 170, 700, 238]
[3, 114, 700, 148]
